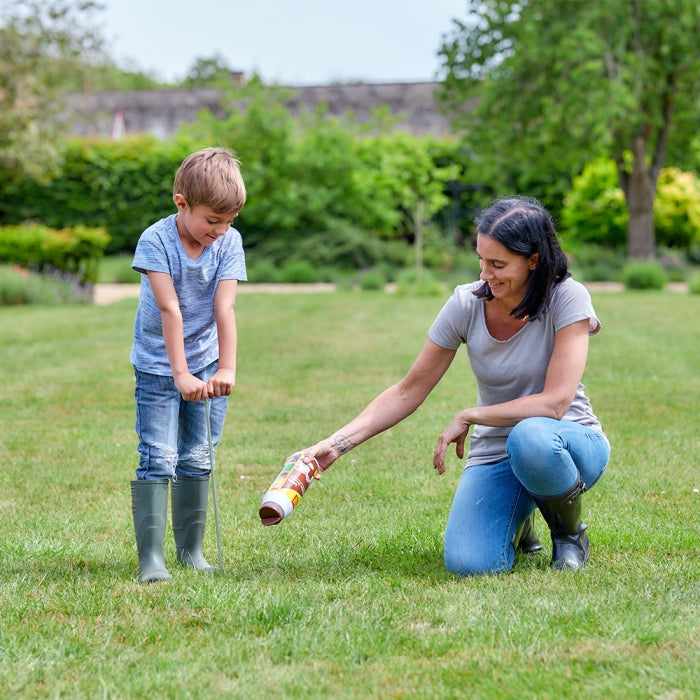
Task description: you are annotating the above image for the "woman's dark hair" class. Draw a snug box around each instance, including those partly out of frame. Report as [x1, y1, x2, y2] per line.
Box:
[472, 195, 570, 320]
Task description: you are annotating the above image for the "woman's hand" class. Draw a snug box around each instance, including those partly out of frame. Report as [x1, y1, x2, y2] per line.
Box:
[433, 410, 472, 475]
[302, 434, 355, 479]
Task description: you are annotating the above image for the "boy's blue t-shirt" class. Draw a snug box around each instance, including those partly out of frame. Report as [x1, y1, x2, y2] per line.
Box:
[130, 213, 247, 376]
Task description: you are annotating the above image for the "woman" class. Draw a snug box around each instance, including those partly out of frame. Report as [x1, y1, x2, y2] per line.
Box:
[305, 196, 610, 575]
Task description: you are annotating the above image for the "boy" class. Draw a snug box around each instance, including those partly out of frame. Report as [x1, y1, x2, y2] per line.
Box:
[129, 147, 247, 583]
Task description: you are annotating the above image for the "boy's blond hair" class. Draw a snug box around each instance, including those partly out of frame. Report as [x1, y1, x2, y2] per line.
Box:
[173, 147, 247, 214]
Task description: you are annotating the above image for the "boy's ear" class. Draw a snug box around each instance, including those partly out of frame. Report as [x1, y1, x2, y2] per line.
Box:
[173, 193, 188, 210]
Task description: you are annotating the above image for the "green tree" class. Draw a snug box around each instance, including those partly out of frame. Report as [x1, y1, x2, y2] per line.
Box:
[439, 0, 700, 259]
[182, 54, 239, 88]
[182, 77, 311, 250]
[180, 79, 440, 252]
[0, 0, 107, 178]
[85, 59, 167, 91]
[354, 133, 459, 278]
[168, 79, 464, 269]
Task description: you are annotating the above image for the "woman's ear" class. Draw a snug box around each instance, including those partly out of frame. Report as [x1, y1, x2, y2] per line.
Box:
[528, 253, 539, 270]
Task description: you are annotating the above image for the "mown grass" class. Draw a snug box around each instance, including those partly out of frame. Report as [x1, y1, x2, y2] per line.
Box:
[0, 289, 698, 699]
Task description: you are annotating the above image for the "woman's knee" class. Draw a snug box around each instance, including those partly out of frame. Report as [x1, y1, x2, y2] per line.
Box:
[443, 534, 514, 577]
[507, 417, 556, 455]
[444, 548, 513, 577]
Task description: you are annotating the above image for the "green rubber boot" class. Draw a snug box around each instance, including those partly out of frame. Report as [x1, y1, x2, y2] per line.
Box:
[131, 479, 171, 583]
[171, 476, 216, 573]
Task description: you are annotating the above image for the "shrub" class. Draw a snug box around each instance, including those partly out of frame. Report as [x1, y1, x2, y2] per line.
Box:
[394, 267, 446, 296]
[0, 224, 110, 284]
[0, 265, 37, 305]
[376, 262, 399, 283]
[564, 243, 625, 282]
[688, 243, 700, 265]
[259, 221, 408, 271]
[561, 159, 700, 255]
[688, 273, 700, 295]
[278, 260, 320, 284]
[654, 168, 700, 249]
[0, 136, 196, 254]
[357, 268, 387, 291]
[450, 248, 482, 278]
[98, 254, 141, 284]
[0, 265, 91, 305]
[245, 259, 280, 283]
[657, 248, 688, 282]
[578, 262, 621, 282]
[560, 159, 627, 249]
[621, 261, 668, 290]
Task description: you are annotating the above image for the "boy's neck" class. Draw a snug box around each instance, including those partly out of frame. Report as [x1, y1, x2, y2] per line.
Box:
[175, 213, 205, 259]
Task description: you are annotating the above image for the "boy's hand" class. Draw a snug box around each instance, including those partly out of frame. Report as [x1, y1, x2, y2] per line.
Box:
[174, 372, 209, 402]
[207, 368, 235, 397]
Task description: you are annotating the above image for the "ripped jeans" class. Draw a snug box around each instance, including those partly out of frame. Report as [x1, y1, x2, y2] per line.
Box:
[133, 362, 227, 481]
[443, 417, 610, 576]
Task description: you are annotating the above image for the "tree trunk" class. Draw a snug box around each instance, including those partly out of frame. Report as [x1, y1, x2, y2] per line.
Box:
[625, 136, 656, 260]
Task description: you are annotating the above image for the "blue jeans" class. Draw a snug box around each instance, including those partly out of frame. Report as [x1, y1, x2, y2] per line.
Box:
[443, 417, 610, 576]
[133, 362, 228, 481]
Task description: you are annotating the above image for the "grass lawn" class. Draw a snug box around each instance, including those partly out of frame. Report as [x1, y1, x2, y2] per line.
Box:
[0, 289, 698, 699]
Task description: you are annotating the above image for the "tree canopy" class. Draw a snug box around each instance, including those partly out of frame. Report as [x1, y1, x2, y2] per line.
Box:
[0, 0, 186, 178]
[182, 54, 240, 88]
[0, 0, 108, 177]
[438, 0, 700, 258]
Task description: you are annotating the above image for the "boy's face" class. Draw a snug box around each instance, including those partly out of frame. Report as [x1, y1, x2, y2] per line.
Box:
[174, 194, 238, 248]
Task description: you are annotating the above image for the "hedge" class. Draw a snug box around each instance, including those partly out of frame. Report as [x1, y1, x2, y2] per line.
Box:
[0, 223, 110, 284]
[0, 136, 195, 254]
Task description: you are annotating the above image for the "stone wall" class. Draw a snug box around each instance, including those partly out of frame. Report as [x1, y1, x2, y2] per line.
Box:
[67, 81, 466, 139]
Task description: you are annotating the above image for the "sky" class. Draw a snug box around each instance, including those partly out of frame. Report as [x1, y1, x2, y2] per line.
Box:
[99, 0, 468, 86]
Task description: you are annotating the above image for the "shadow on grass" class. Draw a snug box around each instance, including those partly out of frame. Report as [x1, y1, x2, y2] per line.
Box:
[0, 522, 556, 586]
[218, 530, 557, 585]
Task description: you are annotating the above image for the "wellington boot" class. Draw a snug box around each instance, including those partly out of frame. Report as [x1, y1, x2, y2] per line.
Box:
[515, 512, 543, 554]
[171, 476, 216, 573]
[532, 477, 590, 570]
[131, 479, 171, 583]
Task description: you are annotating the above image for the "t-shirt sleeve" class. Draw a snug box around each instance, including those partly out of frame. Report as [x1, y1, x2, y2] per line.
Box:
[216, 228, 247, 282]
[428, 285, 476, 350]
[552, 279, 601, 335]
[132, 230, 170, 275]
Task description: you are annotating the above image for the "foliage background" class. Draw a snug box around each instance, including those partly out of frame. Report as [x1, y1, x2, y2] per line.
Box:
[3, 1, 700, 271]
[437, 0, 700, 258]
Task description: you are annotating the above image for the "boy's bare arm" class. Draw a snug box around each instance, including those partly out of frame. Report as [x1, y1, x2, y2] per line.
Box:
[210, 279, 238, 396]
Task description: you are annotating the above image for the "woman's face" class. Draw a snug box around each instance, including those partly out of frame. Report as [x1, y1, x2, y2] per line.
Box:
[476, 234, 538, 306]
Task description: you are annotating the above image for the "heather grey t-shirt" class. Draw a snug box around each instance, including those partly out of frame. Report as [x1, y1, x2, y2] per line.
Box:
[130, 213, 247, 376]
[428, 278, 605, 467]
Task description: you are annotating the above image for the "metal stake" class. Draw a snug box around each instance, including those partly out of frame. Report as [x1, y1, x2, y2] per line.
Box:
[205, 398, 224, 572]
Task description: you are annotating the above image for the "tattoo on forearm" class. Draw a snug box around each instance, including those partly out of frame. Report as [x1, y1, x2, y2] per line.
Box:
[334, 434, 356, 454]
